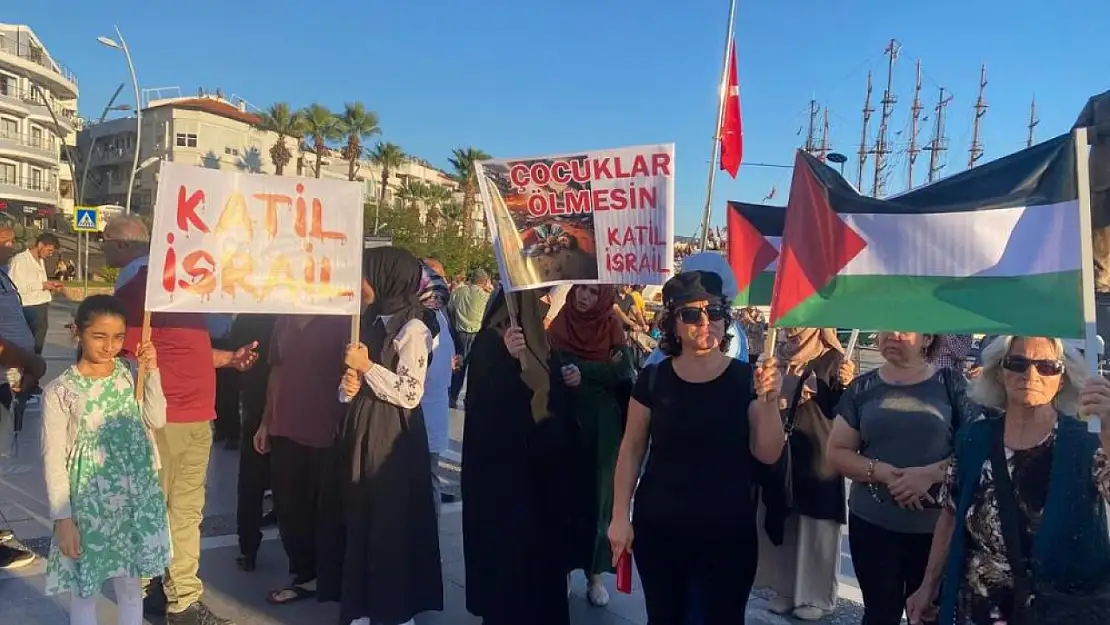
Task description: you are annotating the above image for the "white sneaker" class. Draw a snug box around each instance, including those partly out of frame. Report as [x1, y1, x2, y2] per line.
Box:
[587, 577, 610, 607]
[767, 596, 794, 615]
[792, 606, 831, 621]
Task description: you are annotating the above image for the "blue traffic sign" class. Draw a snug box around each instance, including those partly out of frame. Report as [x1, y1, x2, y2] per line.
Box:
[74, 207, 99, 232]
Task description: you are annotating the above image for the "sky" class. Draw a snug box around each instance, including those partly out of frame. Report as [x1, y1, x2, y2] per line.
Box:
[9, 0, 1110, 235]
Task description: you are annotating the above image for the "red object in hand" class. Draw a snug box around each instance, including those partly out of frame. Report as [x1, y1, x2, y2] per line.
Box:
[616, 551, 632, 594]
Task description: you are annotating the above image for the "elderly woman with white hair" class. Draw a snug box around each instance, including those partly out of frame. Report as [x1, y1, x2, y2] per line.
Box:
[906, 336, 1110, 625]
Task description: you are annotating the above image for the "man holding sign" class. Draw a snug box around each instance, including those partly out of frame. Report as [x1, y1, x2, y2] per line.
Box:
[104, 215, 258, 625]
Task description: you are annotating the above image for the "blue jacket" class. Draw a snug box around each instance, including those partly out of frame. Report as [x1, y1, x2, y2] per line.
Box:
[940, 415, 1110, 623]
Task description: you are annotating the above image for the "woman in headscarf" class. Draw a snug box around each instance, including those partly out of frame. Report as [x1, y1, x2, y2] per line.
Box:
[317, 247, 443, 625]
[547, 284, 632, 606]
[418, 260, 455, 516]
[462, 286, 574, 625]
[756, 328, 855, 621]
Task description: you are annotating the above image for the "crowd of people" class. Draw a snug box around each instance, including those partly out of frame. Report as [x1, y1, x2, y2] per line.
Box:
[3, 218, 1110, 625]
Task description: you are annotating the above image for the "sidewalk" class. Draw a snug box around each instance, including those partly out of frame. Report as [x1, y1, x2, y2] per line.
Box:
[0, 301, 865, 624]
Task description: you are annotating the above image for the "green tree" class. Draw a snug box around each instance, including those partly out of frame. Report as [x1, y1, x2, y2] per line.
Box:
[367, 142, 406, 234]
[448, 147, 491, 242]
[423, 184, 453, 231]
[255, 102, 304, 175]
[301, 103, 341, 178]
[337, 101, 380, 181]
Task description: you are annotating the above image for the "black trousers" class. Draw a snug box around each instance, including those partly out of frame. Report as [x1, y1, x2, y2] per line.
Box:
[849, 513, 936, 625]
[22, 303, 48, 355]
[633, 519, 758, 625]
[213, 367, 240, 441]
[271, 435, 323, 584]
[236, 379, 269, 558]
[449, 330, 476, 405]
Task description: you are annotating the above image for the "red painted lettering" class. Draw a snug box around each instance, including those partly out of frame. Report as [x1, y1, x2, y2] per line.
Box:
[176, 187, 209, 233]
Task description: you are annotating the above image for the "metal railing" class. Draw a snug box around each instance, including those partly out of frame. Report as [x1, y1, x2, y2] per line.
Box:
[0, 130, 57, 153]
[0, 31, 79, 87]
[0, 174, 56, 194]
[0, 83, 79, 124]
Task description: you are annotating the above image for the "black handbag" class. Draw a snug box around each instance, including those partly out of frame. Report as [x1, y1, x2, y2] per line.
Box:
[774, 365, 813, 510]
[990, 421, 1110, 624]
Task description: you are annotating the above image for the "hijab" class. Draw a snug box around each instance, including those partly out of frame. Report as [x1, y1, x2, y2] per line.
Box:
[418, 261, 451, 311]
[360, 247, 437, 360]
[777, 328, 843, 374]
[547, 284, 625, 362]
[483, 286, 551, 423]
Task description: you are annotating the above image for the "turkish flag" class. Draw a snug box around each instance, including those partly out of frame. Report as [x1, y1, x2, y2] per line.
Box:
[719, 38, 743, 178]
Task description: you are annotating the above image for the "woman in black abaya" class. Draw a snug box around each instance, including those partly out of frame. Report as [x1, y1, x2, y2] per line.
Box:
[462, 287, 574, 625]
[317, 247, 444, 625]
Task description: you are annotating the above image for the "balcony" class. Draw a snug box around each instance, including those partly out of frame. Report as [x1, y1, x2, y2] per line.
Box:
[0, 84, 78, 131]
[0, 31, 78, 99]
[0, 174, 57, 203]
[0, 131, 58, 165]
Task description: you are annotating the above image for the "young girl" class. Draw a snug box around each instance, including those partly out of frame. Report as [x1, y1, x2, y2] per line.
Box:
[41, 295, 171, 625]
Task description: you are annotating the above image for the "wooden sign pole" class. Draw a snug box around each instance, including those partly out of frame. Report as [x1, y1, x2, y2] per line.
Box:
[135, 310, 152, 402]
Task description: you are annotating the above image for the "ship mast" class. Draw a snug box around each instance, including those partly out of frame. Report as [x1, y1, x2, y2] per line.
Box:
[804, 98, 820, 155]
[968, 63, 988, 168]
[1027, 96, 1039, 148]
[923, 86, 952, 183]
[907, 59, 923, 189]
[872, 38, 899, 197]
[818, 107, 830, 161]
[856, 71, 873, 191]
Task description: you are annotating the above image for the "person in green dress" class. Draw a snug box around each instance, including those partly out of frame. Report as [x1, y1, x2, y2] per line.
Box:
[546, 284, 633, 607]
[41, 295, 171, 625]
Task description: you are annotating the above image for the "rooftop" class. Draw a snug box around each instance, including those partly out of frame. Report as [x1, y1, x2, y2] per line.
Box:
[146, 95, 260, 125]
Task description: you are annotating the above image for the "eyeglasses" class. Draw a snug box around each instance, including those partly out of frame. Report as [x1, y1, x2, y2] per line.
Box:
[674, 304, 730, 324]
[1001, 356, 1064, 377]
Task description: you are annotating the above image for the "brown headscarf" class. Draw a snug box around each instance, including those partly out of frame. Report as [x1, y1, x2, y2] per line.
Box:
[776, 328, 844, 374]
[546, 284, 625, 362]
[777, 328, 845, 480]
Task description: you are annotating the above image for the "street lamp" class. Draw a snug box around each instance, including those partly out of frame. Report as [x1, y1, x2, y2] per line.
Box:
[98, 27, 141, 214]
[827, 152, 848, 176]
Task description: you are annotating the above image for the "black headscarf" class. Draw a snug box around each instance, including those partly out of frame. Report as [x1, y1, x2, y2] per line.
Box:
[361, 247, 439, 361]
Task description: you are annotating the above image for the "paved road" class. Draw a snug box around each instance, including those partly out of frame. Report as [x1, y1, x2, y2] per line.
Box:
[0, 300, 869, 624]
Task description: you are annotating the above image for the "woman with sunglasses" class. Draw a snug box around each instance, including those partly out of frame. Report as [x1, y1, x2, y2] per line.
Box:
[608, 271, 784, 623]
[905, 336, 1110, 625]
[826, 331, 975, 625]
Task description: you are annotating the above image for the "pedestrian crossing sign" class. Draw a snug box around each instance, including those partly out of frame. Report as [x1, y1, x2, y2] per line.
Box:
[74, 207, 99, 232]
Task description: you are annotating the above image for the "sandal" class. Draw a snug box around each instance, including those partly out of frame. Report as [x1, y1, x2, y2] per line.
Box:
[266, 585, 316, 605]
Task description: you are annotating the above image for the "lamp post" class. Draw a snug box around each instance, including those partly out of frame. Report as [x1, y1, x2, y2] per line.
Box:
[828, 152, 848, 176]
[98, 27, 141, 214]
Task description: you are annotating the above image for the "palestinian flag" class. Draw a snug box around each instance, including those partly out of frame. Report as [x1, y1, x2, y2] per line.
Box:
[771, 132, 1085, 337]
[727, 201, 783, 306]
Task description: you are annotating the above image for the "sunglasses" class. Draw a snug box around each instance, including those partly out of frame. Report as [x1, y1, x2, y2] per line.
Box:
[1001, 356, 1064, 377]
[674, 304, 730, 324]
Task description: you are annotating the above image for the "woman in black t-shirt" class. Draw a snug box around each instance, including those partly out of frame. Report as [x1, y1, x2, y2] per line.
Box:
[608, 271, 784, 624]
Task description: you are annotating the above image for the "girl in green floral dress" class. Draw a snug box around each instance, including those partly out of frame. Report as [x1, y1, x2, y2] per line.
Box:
[41, 295, 171, 625]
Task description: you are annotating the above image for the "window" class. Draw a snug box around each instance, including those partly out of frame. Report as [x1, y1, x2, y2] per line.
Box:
[30, 126, 43, 148]
[225, 147, 239, 156]
[1, 118, 16, 139]
[0, 75, 11, 97]
[0, 163, 15, 184]
[30, 168, 42, 190]
[187, 134, 198, 148]
[176, 133, 187, 147]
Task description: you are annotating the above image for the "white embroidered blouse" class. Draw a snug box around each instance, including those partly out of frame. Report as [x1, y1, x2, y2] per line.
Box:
[340, 317, 434, 409]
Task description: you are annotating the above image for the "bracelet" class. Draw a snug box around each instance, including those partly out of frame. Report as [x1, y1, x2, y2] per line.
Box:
[865, 457, 877, 483]
[865, 458, 884, 503]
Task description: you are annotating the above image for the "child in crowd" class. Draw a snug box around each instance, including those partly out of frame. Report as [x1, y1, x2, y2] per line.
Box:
[41, 295, 171, 625]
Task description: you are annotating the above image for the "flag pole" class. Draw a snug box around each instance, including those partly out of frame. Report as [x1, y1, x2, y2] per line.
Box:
[698, 0, 739, 252]
[1074, 126, 1102, 433]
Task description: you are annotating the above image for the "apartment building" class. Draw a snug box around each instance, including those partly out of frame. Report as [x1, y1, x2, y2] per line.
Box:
[0, 24, 80, 228]
[78, 90, 485, 237]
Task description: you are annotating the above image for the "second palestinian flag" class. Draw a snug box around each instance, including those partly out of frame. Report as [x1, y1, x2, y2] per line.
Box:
[771, 133, 1084, 338]
[727, 201, 782, 306]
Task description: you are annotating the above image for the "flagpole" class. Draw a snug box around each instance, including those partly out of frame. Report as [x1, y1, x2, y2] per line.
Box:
[698, 0, 739, 252]
[1074, 126, 1102, 433]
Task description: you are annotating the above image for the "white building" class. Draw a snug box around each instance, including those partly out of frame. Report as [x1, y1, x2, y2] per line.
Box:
[0, 24, 80, 227]
[77, 90, 485, 237]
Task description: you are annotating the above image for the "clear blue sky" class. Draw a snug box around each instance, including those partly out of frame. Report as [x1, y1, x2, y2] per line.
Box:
[11, 0, 1110, 235]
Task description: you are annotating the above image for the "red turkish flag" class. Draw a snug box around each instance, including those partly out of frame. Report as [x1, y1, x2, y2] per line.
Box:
[719, 38, 743, 178]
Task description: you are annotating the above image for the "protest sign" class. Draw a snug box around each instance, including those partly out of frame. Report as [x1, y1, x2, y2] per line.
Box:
[475, 144, 675, 291]
[145, 161, 364, 315]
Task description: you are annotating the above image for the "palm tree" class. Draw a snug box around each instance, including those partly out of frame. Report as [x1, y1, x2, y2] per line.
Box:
[368, 141, 406, 234]
[337, 101, 380, 181]
[448, 147, 491, 240]
[255, 102, 304, 175]
[301, 103, 341, 178]
[424, 184, 453, 231]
